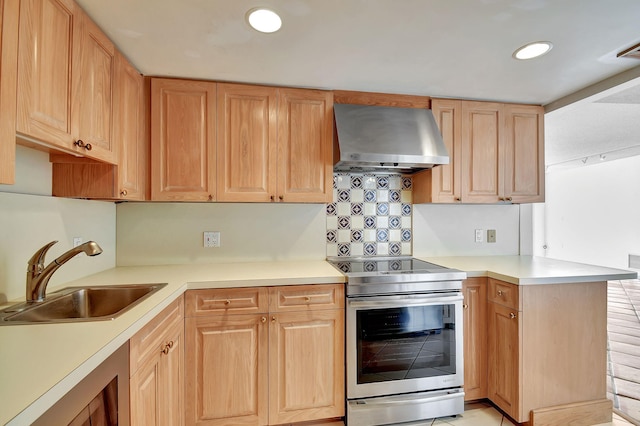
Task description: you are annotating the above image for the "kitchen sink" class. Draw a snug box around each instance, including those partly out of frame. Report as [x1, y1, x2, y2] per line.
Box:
[0, 283, 167, 325]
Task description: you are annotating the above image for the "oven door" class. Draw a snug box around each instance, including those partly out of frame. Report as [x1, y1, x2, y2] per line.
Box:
[346, 292, 463, 400]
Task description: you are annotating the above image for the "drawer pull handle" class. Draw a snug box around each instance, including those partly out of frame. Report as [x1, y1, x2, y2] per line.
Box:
[261, 316, 267, 323]
[224, 299, 231, 305]
[510, 312, 517, 319]
[497, 290, 504, 296]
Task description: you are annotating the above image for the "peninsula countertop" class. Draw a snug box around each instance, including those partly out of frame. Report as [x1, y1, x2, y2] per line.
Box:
[2, 255, 636, 425]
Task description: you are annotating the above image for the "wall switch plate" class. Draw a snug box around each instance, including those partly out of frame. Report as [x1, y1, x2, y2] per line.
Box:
[475, 229, 483, 243]
[203, 231, 220, 248]
[487, 229, 496, 243]
[73, 237, 83, 247]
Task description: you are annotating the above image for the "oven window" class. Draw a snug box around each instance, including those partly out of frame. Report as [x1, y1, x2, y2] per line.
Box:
[356, 304, 456, 384]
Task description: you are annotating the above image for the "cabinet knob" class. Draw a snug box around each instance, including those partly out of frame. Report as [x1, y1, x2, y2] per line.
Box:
[455, 197, 461, 202]
[279, 195, 284, 201]
[498, 197, 505, 201]
[506, 197, 513, 202]
[270, 195, 275, 201]
[207, 194, 213, 201]
[304, 296, 311, 302]
[271, 316, 276, 323]
[261, 316, 267, 323]
[497, 290, 503, 296]
[510, 312, 517, 319]
[224, 299, 231, 305]
[463, 304, 468, 310]
[161, 341, 173, 355]
[120, 189, 128, 197]
[85, 143, 92, 151]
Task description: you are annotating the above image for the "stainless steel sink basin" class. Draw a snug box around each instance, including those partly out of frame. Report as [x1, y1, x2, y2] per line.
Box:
[0, 283, 167, 325]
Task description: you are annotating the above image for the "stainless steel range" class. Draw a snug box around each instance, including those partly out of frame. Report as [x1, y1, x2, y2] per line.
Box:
[328, 256, 467, 426]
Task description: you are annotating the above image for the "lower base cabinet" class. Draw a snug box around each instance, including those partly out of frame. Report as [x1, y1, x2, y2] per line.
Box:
[129, 295, 185, 426]
[185, 284, 345, 426]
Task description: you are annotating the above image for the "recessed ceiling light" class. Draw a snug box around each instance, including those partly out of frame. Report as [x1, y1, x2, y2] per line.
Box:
[513, 41, 553, 60]
[246, 8, 282, 33]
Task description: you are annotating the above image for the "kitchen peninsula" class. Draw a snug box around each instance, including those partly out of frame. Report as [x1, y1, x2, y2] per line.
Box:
[0, 256, 635, 425]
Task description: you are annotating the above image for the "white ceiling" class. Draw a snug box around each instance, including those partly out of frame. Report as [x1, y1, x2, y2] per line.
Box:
[75, 0, 640, 167]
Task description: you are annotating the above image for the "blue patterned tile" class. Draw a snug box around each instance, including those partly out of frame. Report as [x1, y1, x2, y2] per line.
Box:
[338, 243, 351, 256]
[338, 216, 351, 229]
[389, 190, 401, 203]
[376, 203, 389, 216]
[326, 230, 337, 243]
[351, 203, 363, 216]
[401, 229, 412, 242]
[364, 190, 376, 203]
[389, 243, 402, 256]
[376, 229, 389, 242]
[376, 176, 389, 189]
[350, 176, 363, 189]
[389, 216, 401, 229]
[364, 243, 377, 256]
[364, 216, 376, 229]
[401, 203, 412, 216]
[390, 260, 402, 270]
[351, 229, 363, 242]
[326, 203, 337, 216]
[338, 190, 350, 202]
[336, 262, 351, 272]
[402, 177, 412, 190]
[364, 261, 377, 272]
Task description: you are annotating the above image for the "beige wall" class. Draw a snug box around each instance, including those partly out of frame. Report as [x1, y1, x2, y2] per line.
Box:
[116, 202, 327, 266]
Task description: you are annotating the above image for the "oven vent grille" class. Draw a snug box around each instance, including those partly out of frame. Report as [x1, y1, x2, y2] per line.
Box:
[618, 41, 640, 60]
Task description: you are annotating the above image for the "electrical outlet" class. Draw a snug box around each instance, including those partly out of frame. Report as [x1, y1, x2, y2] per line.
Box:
[475, 229, 483, 243]
[487, 229, 496, 243]
[73, 237, 83, 247]
[203, 231, 220, 248]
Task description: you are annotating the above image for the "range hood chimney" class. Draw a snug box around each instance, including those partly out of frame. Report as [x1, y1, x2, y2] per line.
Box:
[333, 103, 449, 174]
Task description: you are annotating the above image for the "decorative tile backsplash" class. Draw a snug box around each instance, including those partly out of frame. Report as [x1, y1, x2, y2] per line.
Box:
[326, 173, 412, 257]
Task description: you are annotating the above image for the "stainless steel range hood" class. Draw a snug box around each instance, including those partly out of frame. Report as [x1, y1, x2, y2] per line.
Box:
[333, 103, 449, 174]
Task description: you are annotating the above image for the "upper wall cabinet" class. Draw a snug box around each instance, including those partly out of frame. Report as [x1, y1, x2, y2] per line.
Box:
[16, 0, 116, 164]
[217, 83, 333, 203]
[0, 0, 19, 184]
[413, 99, 544, 204]
[51, 52, 148, 200]
[150, 78, 217, 201]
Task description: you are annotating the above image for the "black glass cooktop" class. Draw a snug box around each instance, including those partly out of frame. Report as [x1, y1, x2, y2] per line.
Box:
[327, 256, 449, 275]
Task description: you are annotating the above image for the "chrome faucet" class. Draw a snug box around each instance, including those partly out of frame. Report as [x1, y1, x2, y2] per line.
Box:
[26, 240, 103, 302]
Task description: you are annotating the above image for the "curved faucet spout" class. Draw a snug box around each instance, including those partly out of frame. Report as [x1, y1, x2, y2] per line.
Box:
[26, 241, 103, 302]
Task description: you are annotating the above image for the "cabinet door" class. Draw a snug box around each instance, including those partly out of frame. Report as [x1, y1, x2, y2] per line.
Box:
[17, 0, 76, 149]
[159, 322, 184, 426]
[114, 52, 146, 200]
[463, 278, 487, 400]
[488, 301, 520, 419]
[216, 83, 277, 202]
[0, 0, 18, 184]
[130, 352, 161, 426]
[503, 104, 544, 203]
[461, 101, 503, 203]
[277, 88, 333, 203]
[185, 314, 268, 426]
[269, 309, 345, 424]
[71, 9, 116, 163]
[151, 78, 217, 201]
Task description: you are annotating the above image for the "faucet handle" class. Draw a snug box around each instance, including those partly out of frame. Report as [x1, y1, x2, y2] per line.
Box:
[27, 241, 58, 272]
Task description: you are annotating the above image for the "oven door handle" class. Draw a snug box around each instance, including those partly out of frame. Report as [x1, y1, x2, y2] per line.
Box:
[348, 294, 463, 309]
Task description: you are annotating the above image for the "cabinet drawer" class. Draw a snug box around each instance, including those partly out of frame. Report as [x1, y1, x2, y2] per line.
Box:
[185, 287, 269, 316]
[269, 284, 345, 312]
[488, 279, 519, 310]
[130, 295, 184, 375]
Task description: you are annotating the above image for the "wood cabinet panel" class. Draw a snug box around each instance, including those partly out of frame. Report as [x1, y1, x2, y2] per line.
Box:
[151, 78, 217, 201]
[487, 278, 519, 310]
[269, 284, 344, 312]
[185, 314, 269, 426]
[185, 287, 269, 316]
[503, 104, 544, 203]
[277, 88, 333, 203]
[269, 309, 345, 424]
[216, 83, 277, 202]
[0, 0, 19, 184]
[130, 356, 160, 426]
[462, 278, 487, 401]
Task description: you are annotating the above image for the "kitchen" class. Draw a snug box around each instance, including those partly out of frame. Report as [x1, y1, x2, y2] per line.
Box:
[1, 1, 640, 425]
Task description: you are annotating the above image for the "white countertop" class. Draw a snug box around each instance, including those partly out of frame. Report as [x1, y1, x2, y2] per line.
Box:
[421, 255, 638, 285]
[2, 256, 636, 425]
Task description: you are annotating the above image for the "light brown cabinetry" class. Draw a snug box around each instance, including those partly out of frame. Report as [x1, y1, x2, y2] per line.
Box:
[217, 83, 333, 203]
[486, 278, 609, 424]
[0, 0, 18, 184]
[413, 99, 544, 204]
[130, 296, 184, 426]
[185, 284, 345, 425]
[462, 277, 487, 401]
[150, 78, 217, 201]
[16, 0, 117, 164]
[51, 52, 148, 199]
